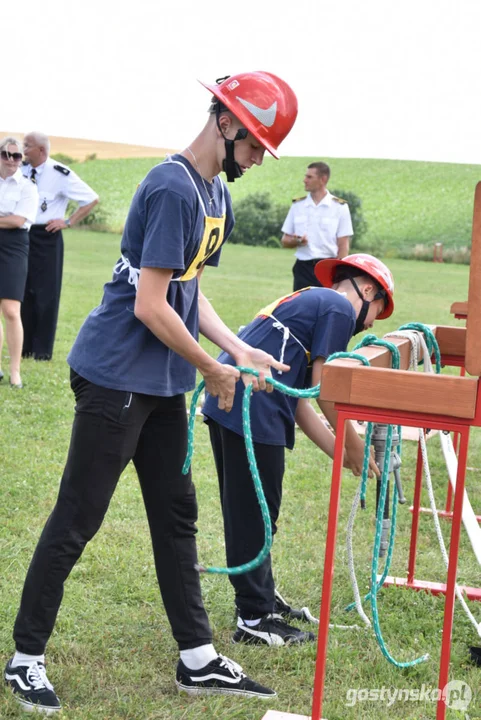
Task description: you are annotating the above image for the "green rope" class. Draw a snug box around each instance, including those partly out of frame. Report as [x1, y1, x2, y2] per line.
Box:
[398, 322, 441, 374]
[328, 341, 428, 667]
[183, 366, 320, 575]
[369, 422, 429, 667]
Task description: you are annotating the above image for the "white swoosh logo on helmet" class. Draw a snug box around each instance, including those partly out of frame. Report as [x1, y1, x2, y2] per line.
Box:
[236, 97, 277, 127]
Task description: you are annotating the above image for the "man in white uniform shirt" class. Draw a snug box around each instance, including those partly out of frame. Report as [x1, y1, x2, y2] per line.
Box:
[281, 162, 353, 290]
[21, 132, 99, 360]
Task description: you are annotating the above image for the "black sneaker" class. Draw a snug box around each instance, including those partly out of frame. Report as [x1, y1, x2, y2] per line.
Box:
[469, 646, 481, 666]
[233, 613, 315, 646]
[274, 588, 318, 623]
[176, 654, 276, 698]
[4, 659, 61, 715]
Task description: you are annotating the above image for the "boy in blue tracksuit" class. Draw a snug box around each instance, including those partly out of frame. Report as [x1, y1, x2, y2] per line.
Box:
[203, 253, 395, 646]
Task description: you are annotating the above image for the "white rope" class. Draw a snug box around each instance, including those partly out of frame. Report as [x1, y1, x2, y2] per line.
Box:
[413, 334, 481, 638]
[346, 480, 372, 626]
[345, 328, 481, 637]
[345, 330, 420, 627]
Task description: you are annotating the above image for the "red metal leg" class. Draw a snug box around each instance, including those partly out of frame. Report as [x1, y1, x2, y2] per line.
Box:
[311, 413, 347, 720]
[446, 366, 465, 513]
[407, 439, 424, 584]
[436, 427, 470, 719]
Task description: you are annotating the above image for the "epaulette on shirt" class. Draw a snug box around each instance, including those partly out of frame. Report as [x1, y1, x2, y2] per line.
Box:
[331, 195, 347, 204]
[53, 164, 70, 176]
[292, 196, 306, 203]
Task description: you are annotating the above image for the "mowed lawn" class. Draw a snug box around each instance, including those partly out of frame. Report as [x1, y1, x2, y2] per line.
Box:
[0, 232, 480, 720]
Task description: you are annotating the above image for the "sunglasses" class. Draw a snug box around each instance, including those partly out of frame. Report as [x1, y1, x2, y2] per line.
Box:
[1, 150, 23, 161]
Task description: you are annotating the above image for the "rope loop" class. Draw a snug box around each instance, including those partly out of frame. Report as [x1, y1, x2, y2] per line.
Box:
[183, 366, 319, 575]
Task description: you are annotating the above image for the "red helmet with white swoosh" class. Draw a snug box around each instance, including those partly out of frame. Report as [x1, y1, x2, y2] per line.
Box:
[199, 71, 298, 158]
[315, 253, 395, 319]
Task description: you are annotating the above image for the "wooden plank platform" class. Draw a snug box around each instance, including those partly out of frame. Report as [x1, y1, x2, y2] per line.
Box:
[450, 300, 468, 318]
[320, 366, 477, 419]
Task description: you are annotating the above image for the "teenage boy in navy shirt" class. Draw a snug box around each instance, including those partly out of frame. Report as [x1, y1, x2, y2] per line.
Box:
[203, 254, 395, 646]
[4, 72, 299, 714]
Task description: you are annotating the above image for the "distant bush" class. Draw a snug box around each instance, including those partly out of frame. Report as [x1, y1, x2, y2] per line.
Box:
[51, 152, 75, 166]
[66, 200, 109, 231]
[84, 153, 97, 162]
[330, 188, 368, 249]
[229, 193, 288, 247]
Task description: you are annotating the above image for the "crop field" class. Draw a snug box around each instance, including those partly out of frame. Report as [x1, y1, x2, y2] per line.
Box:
[0, 233, 480, 719]
[2, 131, 480, 258]
[72, 155, 481, 259]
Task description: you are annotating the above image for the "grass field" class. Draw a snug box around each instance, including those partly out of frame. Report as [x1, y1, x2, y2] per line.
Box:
[67, 155, 481, 260]
[3, 130, 480, 258]
[0, 233, 480, 719]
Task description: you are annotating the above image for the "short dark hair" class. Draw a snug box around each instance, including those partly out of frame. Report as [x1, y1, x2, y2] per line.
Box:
[208, 97, 229, 115]
[308, 161, 330, 180]
[333, 265, 383, 295]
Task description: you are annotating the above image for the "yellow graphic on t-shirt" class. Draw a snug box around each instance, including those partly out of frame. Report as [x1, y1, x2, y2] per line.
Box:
[256, 286, 313, 318]
[179, 214, 226, 281]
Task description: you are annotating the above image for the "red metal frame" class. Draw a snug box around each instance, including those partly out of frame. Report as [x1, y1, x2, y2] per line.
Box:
[311, 403, 474, 720]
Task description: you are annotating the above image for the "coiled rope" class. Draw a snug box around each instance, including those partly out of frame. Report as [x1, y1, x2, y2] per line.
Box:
[182, 366, 320, 575]
[332, 338, 428, 667]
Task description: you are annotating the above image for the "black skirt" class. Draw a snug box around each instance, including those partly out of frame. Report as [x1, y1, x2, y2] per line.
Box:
[0, 227, 29, 301]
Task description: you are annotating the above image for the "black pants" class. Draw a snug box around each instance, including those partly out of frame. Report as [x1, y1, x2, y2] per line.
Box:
[13, 372, 212, 654]
[21, 225, 64, 359]
[208, 421, 285, 618]
[292, 258, 325, 291]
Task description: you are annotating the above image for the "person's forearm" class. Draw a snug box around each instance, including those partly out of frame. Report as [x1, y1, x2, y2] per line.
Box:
[281, 233, 305, 248]
[68, 199, 98, 226]
[337, 236, 350, 258]
[198, 291, 251, 360]
[135, 297, 217, 375]
[0, 214, 25, 229]
[296, 399, 336, 457]
[317, 398, 359, 448]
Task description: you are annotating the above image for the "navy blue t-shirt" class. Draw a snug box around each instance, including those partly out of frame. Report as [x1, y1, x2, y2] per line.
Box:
[203, 288, 355, 449]
[68, 155, 234, 395]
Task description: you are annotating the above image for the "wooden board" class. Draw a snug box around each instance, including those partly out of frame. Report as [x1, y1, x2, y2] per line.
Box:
[450, 301, 468, 318]
[465, 182, 481, 376]
[320, 366, 477, 419]
[434, 326, 466, 356]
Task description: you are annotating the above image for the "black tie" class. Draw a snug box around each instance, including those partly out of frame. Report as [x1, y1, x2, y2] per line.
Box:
[30, 168, 37, 184]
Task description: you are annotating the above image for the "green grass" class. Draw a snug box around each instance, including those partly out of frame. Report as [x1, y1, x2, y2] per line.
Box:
[71, 155, 480, 257]
[0, 231, 480, 719]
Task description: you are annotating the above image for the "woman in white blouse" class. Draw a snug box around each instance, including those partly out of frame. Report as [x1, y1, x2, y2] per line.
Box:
[0, 137, 38, 388]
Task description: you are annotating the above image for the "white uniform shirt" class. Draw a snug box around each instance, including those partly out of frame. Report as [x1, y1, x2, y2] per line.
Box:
[21, 157, 99, 224]
[0, 169, 39, 229]
[282, 191, 353, 260]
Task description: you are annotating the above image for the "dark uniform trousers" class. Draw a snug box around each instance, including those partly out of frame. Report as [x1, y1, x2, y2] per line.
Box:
[13, 371, 212, 655]
[208, 420, 285, 619]
[21, 225, 64, 359]
[293, 258, 326, 291]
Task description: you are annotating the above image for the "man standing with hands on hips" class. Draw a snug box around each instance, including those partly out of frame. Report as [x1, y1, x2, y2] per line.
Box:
[281, 161, 353, 291]
[21, 132, 99, 361]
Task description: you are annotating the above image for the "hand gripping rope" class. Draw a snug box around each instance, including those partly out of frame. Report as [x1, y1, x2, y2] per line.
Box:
[327, 342, 429, 667]
[182, 366, 321, 575]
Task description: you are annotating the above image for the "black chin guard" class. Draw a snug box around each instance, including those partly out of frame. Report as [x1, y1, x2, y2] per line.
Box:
[222, 129, 248, 182]
[354, 300, 370, 335]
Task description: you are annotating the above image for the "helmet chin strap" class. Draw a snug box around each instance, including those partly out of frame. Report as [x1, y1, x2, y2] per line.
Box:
[215, 104, 248, 182]
[349, 277, 371, 335]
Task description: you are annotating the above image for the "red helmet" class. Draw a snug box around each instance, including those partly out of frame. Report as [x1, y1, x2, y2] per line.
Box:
[199, 71, 298, 158]
[315, 253, 395, 319]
